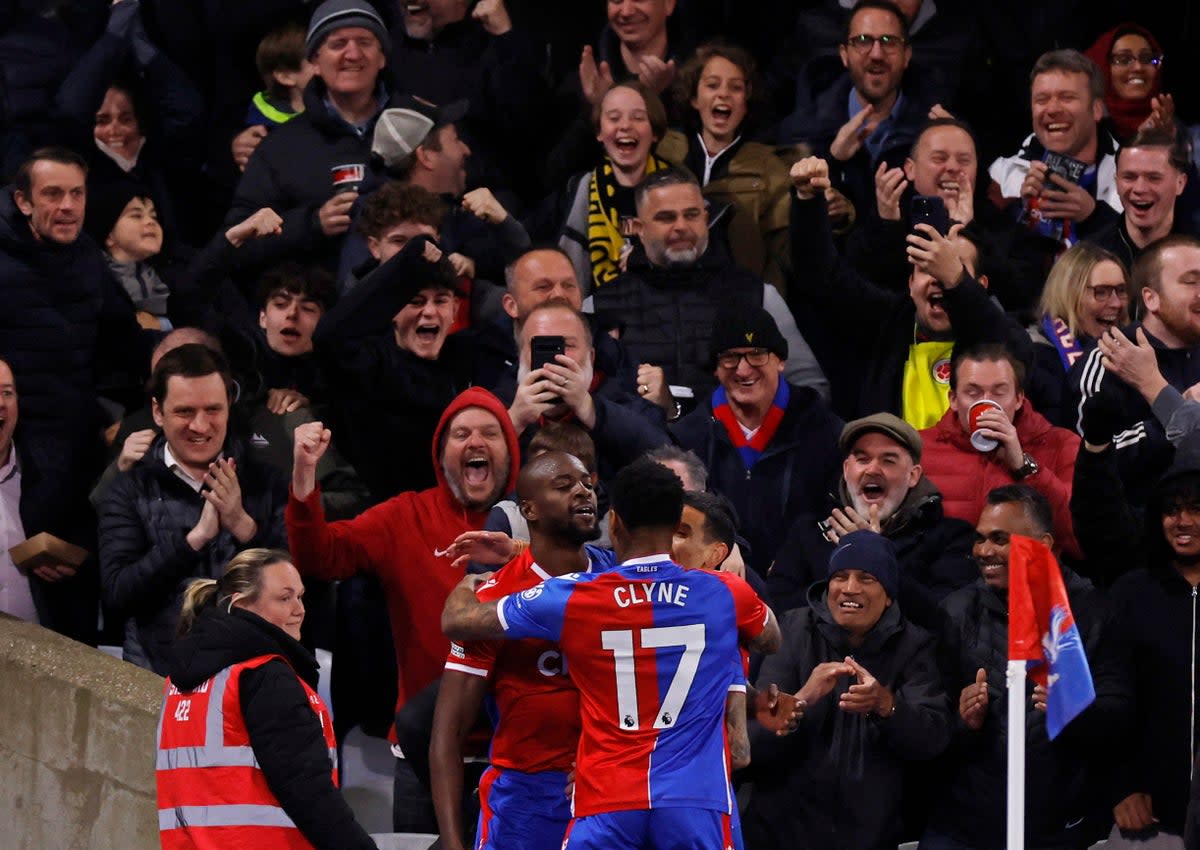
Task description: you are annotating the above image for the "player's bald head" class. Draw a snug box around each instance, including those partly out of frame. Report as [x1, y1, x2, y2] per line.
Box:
[516, 451, 589, 501]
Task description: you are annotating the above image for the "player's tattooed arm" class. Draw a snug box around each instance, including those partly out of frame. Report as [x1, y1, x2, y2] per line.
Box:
[441, 573, 505, 640]
[749, 607, 783, 654]
[725, 691, 751, 770]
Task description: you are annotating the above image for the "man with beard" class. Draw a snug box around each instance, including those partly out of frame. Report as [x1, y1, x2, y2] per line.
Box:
[924, 486, 1123, 849]
[590, 167, 828, 408]
[503, 300, 669, 480]
[441, 457, 782, 850]
[1068, 235, 1200, 510]
[768, 412, 976, 629]
[1086, 127, 1193, 273]
[430, 450, 610, 850]
[286, 386, 521, 832]
[920, 344, 1082, 561]
[778, 0, 937, 216]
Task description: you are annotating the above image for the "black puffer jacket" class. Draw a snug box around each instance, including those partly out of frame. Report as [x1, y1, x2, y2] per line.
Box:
[0, 187, 148, 446]
[743, 587, 951, 850]
[98, 436, 287, 674]
[767, 475, 977, 630]
[928, 576, 1127, 849]
[591, 242, 766, 399]
[167, 606, 376, 850]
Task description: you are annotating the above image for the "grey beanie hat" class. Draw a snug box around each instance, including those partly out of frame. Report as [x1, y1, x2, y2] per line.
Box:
[307, 0, 391, 56]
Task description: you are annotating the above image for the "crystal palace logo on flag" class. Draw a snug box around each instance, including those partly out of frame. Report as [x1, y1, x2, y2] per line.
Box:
[1007, 535, 1096, 739]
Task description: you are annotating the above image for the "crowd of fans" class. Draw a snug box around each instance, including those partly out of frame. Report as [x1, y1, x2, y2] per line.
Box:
[4, 0, 1200, 846]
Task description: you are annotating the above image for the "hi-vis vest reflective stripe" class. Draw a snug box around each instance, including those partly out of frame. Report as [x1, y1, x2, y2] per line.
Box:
[156, 654, 337, 849]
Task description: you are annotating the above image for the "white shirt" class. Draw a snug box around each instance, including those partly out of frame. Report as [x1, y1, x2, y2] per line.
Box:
[0, 447, 38, 623]
[162, 444, 210, 493]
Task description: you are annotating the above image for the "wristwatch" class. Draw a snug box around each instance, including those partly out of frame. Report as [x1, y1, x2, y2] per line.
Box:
[1013, 453, 1040, 481]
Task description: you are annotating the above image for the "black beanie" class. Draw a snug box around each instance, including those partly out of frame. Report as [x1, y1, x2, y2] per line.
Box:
[84, 179, 151, 247]
[708, 297, 788, 368]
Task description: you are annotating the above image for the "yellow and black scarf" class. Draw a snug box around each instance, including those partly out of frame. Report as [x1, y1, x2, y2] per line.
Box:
[586, 155, 669, 291]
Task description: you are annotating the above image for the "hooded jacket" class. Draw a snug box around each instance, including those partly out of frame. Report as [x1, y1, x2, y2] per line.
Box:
[767, 475, 977, 630]
[165, 606, 376, 850]
[285, 387, 522, 719]
[742, 585, 951, 850]
[920, 401, 1083, 560]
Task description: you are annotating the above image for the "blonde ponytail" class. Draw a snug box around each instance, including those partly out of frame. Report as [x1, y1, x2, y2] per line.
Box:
[177, 578, 220, 636]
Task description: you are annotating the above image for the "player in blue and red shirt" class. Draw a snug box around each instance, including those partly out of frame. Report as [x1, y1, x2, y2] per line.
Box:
[443, 458, 783, 850]
[429, 451, 616, 850]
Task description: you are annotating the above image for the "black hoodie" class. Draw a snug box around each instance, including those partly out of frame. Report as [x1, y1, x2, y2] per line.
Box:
[167, 606, 376, 850]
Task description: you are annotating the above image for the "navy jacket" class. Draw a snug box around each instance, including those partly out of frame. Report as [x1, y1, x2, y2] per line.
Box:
[671, 383, 844, 578]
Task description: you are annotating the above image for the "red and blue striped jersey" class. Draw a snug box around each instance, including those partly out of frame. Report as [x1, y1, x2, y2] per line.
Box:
[445, 545, 615, 773]
[498, 554, 768, 817]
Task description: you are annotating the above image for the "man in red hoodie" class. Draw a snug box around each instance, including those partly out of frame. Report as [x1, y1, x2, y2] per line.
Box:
[919, 343, 1082, 560]
[287, 386, 521, 832]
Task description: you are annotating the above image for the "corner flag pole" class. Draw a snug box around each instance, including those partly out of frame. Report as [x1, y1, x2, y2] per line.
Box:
[1006, 659, 1026, 850]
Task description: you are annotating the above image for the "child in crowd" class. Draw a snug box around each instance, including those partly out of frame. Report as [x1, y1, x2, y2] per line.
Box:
[246, 22, 315, 128]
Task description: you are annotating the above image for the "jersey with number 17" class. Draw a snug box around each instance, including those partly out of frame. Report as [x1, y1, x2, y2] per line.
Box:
[498, 555, 769, 818]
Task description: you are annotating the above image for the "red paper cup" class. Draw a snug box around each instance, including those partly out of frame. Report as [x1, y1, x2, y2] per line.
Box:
[968, 399, 1002, 451]
[330, 163, 365, 193]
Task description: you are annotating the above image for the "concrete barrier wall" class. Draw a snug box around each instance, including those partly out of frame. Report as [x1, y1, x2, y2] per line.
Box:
[0, 614, 163, 850]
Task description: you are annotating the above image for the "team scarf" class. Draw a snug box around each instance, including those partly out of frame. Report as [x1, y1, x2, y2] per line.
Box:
[1041, 314, 1086, 371]
[587, 155, 669, 291]
[711, 379, 790, 470]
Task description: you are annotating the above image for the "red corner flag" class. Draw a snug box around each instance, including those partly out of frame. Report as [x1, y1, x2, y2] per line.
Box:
[1007, 535, 1095, 739]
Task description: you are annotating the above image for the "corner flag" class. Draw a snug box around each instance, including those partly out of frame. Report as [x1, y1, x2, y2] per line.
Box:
[1007, 534, 1095, 739]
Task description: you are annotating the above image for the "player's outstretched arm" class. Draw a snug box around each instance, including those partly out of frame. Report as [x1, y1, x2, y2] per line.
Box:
[441, 573, 505, 641]
[748, 607, 783, 655]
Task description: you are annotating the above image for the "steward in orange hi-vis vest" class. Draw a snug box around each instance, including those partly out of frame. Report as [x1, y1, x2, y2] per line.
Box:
[157, 654, 335, 849]
[156, 606, 376, 850]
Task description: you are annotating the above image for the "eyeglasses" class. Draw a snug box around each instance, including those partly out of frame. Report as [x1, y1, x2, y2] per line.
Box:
[716, 348, 771, 370]
[1086, 284, 1128, 301]
[844, 34, 908, 53]
[1110, 51, 1163, 67]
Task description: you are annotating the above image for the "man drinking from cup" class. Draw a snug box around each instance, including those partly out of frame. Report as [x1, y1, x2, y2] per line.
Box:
[918, 343, 1084, 561]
